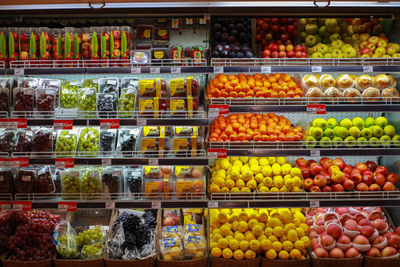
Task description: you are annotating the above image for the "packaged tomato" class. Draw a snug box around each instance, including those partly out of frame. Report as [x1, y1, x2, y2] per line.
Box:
[143, 166, 172, 179]
[138, 78, 167, 97]
[139, 136, 171, 157]
[144, 178, 173, 200]
[0, 28, 7, 67]
[110, 26, 121, 65]
[176, 178, 205, 199]
[138, 98, 169, 118]
[137, 25, 153, 41]
[142, 126, 172, 137]
[173, 136, 203, 157]
[120, 26, 132, 66]
[169, 97, 200, 118]
[174, 166, 204, 179]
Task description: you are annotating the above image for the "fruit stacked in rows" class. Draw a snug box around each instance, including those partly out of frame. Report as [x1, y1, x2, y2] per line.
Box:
[298, 157, 399, 192]
[210, 157, 303, 193]
[306, 116, 400, 148]
[303, 74, 398, 103]
[309, 207, 400, 258]
[209, 113, 303, 142]
[210, 208, 310, 260]
[207, 73, 304, 99]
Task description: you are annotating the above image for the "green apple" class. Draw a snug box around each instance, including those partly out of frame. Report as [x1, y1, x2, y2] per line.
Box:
[299, 18, 307, 26]
[349, 126, 361, 139]
[357, 137, 368, 147]
[375, 116, 388, 128]
[311, 52, 323, 58]
[324, 53, 333, 58]
[384, 125, 396, 137]
[306, 35, 318, 47]
[375, 47, 387, 56]
[344, 136, 356, 148]
[327, 117, 338, 128]
[315, 118, 327, 129]
[380, 135, 392, 147]
[318, 26, 329, 37]
[392, 135, 400, 147]
[320, 137, 332, 148]
[311, 127, 324, 139]
[369, 137, 380, 147]
[343, 47, 357, 58]
[393, 53, 400, 58]
[332, 136, 343, 147]
[352, 117, 365, 129]
[305, 136, 317, 148]
[340, 118, 353, 129]
[300, 31, 307, 41]
[325, 18, 338, 29]
[361, 128, 372, 139]
[334, 126, 349, 139]
[331, 49, 343, 58]
[372, 125, 384, 138]
[324, 128, 335, 139]
[341, 44, 353, 52]
[305, 24, 318, 34]
[365, 117, 375, 128]
[317, 44, 329, 54]
[329, 34, 341, 43]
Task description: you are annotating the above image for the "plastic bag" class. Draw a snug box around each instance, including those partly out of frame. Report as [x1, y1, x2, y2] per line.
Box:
[0, 169, 14, 194]
[118, 88, 137, 118]
[55, 130, 79, 157]
[107, 223, 125, 259]
[36, 165, 55, 193]
[81, 243, 103, 259]
[15, 168, 36, 193]
[60, 80, 80, 109]
[54, 221, 79, 259]
[80, 168, 102, 199]
[33, 128, 53, 152]
[160, 237, 183, 260]
[77, 127, 100, 157]
[78, 87, 97, 118]
[14, 130, 32, 153]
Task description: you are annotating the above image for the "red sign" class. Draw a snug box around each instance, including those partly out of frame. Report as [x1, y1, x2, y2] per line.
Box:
[13, 201, 32, 211]
[0, 201, 11, 211]
[8, 118, 28, 128]
[55, 158, 75, 169]
[9, 157, 29, 168]
[100, 119, 120, 129]
[209, 104, 229, 115]
[58, 201, 77, 212]
[53, 120, 73, 130]
[307, 104, 326, 114]
[208, 148, 228, 159]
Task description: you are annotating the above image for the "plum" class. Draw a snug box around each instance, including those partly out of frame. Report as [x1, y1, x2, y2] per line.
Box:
[230, 29, 238, 36]
[236, 23, 245, 31]
[220, 50, 228, 57]
[221, 27, 228, 33]
[221, 33, 229, 41]
[245, 51, 253, 58]
[228, 36, 236, 43]
[223, 45, 231, 52]
[237, 52, 244, 58]
[213, 23, 222, 31]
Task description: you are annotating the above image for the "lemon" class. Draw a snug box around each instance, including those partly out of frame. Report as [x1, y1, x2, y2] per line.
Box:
[258, 235, 267, 242]
[218, 238, 228, 249]
[233, 249, 244, 260]
[250, 164, 261, 175]
[252, 225, 263, 237]
[278, 250, 289, 260]
[245, 233, 255, 242]
[290, 249, 302, 260]
[268, 235, 278, 243]
[292, 187, 301, 192]
[272, 241, 282, 252]
[292, 176, 302, 187]
[277, 157, 286, 164]
[280, 235, 288, 243]
[234, 232, 244, 241]
[265, 249, 277, 260]
[282, 240, 293, 252]
[246, 180, 257, 190]
[273, 175, 284, 188]
[214, 177, 225, 188]
[231, 221, 238, 231]
[249, 240, 260, 251]
[222, 248, 233, 259]
[229, 239, 240, 251]
[254, 173, 264, 184]
[300, 236, 310, 247]
[231, 187, 240, 193]
[296, 227, 305, 237]
[281, 163, 291, 175]
[221, 187, 230, 193]
[259, 158, 269, 166]
[262, 166, 272, 177]
[236, 179, 245, 189]
[264, 227, 273, 236]
[218, 213, 229, 224]
[259, 186, 269, 192]
[272, 163, 282, 176]
[261, 239, 272, 251]
[248, 219, 258, 230]
[270, 187, 279, 192]
[211, 247, 222, 257]
[233, 160, 243, 168]
[244, 249, 256, 260]
[284, 179, 294, 189]
[272, 226, 284, 237]
[299, 223, 309, 232]
[287, 229, 298, 242]
[268, 217, 282, 228]
[226, 235, 233, 241]
[239, 212, 249, 222]
[268, 157, 276, 164]
[294, 240, 305, 250]
[210, 184, 220, 193]
[211, 233, 222, 242]
[262, 177, 273, 187]
[220, 225, 230, 236]
[239, 240, 249, 251]
[290, 167, 302, 177]
[239, 157, 249, 163]
[225, 179, 235, 189]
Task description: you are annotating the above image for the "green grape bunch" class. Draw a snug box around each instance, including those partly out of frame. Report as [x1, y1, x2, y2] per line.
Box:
[77, 127, 100, 156]
[118, 89, 136, 118]
[80, 170, 102, 198]
[55, 131, 78, 157]
[60, 81, 79, 109]
[78, 88, 97, 118]
[81, 243, 103, 259]
[57, 234, 79, 259]
[76, 226, 104, 247]
[61, 172, 80, 199]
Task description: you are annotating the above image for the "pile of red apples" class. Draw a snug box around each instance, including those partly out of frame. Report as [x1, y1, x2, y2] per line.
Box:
[296, 157, 399, 192]
[308, 207, 400, 259]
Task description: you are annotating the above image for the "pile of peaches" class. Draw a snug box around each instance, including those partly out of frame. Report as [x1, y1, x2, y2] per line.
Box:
[208, 113, 303, 142]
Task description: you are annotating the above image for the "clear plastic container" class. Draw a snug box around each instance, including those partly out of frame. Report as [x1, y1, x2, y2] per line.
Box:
[169, 97, 200, 118]
[137, 25, 153, 41]
[8, 28, 19, 62]
[183, 235, 205, 260]
[99, 77, 119, 96]
[118, 88, 137, 118]
[174, 126, 202, 137]
[55, 129, 79, 157]
[160, 237, 184, 260]
[124, 167, 143, 194]
[154, 27, 169, 42]
[0, 78, 11, 113]
[142, 126, 172, 137]
[137, 97, 169, 118]
[60, 80, 81, 109]
[78, 87, 97, 118]
[13, 87, 34, 112]
[0, 130, 15, 153]
[36, 88, 57, 113]
[150, 48, 169, 63]
[120, 26, 132, 55]
[162, 226, 182, 238]
[90, 27, 100, 61]
[163, 209, 181, 226]
[18, 28, 30, 60]
[144, 178, 173, 199]
[97, 93, 117, 118]
[169, 77, 201, 97]
[172, 136, 203, 157]
[117, 127, 141, 157]
[77, 127, 100, 157]
[99, 129, 117, 156]
[39, 27, 51, 61]
[138, 78, 167, 97]
[14, 130, 32, 153]
[131, 50, 150, 65]
[18, 77, 39, 89]
[120, 77, 139, 90]
[61, 169, 80, 199]
[80, 168, 102, 199]
[174, 166, 204, 179]
[15, 168, 36, 193]
[139, 136, 171, 157]
[63, 27, 75, 61]
[100, 26, 111, 63]
[81, 27, 91, 60]
[51, 28, 63, 61]
[32, 128, 53, 152]
[0, 168, 14, 194]
[36, 165, 55, 194]
[183, 224, 205, 237]
[39, 78, 61, 108]
[101, 167, 122, 195]
[110, 26, 121, 63]
[143, 166, 172, 179]
[176, 178, 205, 199]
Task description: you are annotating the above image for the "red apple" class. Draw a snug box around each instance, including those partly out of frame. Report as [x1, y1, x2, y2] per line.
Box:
[286, 51, 295, 58]
[388, 234, 400, 249]
[327, 223, 343, 239]
[337, 235, 351, 246]
[278, 51, 287, 58]
[345, 247, 360, 258]
[314, 175, 327, 187]
[323, 186, 332, 192]
[373, 174, 386, 187]
[356, 183, 369, 191]
[382, 182, 396, 191]
[296, 158, 307, 167]
[343, 179, 355, 191]
[372, 219, 387, 232]
[329, 248, 344, 258]
[360, 225, 375, 238]
[332, 184, 344, 192]
[333, 158, 346, 170]
[304, 178, 314, 191]
[362, 174, 374, 186]
[262, 49, 271, 58]
[355, 162, 368, 172]
[358, 218, 371, 226]
[375, 166, 389, 176]
[366, 247, 381, 257]
[396, 226, 400, 236]
[310, 164, 323, 176]
[332, 171, 345, 184]
[314, 247, 329, 258]
[320, 234, 335, 247]
[372, 235, 387, 248]
[369, 184, 381, 191]
[307, 160, 317, 167]
[310, 186, 322, 192]
[301, 167, 311, 179]
[387, 173, 399, 185]
[366, 161, 377, 171]
[343, 165, 353, 175]
[381, 246, 398, 257]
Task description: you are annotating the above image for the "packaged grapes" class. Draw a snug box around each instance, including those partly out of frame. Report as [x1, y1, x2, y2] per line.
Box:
[60, 80, 81, 109]
[78, 87, 97, 118]
[138, 78, 167, 97]
[139, 136, 171, 157]
[13, 87, 34, 113]
[36, 88, 57, 115]
[39, 78, 61, 108]
[99, 129, 117, 156]
[176, 178, 205, 199]
[174, 166, 204, 178]
[101, 167, 122, 195]
[117, 127, 140, 157]
[77, 127, 100, 157]
[172, 136, 203, 157]
[174, 126, 202, 137]
[124, 167, 143, 194]
[169, 76, 200, 97]
[144, 178, 173, 199]
[36, 165, 55, 194]
[0, 168, 14, 194]
[15, 168, 36, 194]
[82, 78, 99, 92]
[0, 78, 12, 113]
[131, 50, 150, 65]
[81, 243, 104, 259]
[80, 168, 102, 199]
[142, 126, 172, 137]
[97, 93, 117, 118]
[0, 130, 15, 153]
[118, 88, 137, 118]
[143, 166, 172, 179]
[61, 168, 80, 199]
[33, 128, 53, 152]
[120, 77, 139, 90]
[160, 237, 184, 260]
[99, 77, 119, 96]
[54, 221, 79, 259]
[55, 130, 79, 157]
[13, 130, 32, 153]
[77, 226, 106, 259]
[183, 235, 205, 259]
[17, 77, 40, 89]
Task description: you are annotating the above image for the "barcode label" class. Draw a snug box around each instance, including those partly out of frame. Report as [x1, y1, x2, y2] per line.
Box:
[213, 66, 224, 73]
[131, 67, 141, 74]
[261, 66, 271, 73]
[14, 68, 24, 76]
[311, 66, 322, 72]
[150, 67, 160, 74]
[171, 67, 181, 74]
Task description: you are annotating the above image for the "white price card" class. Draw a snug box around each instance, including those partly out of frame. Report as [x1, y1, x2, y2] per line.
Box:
[213, 66, 224, 73]
[171, 67, 181, 74]
[150, 67, 160, 74]
[131, 67, 141, 74]
[363, 66, 373, 72]
[102, 158, 111, 166]
[137, 119, 147, 126]
[261, 66, 271, 73]
[105, 202, 115, 209]
[151, 202, 161, 209]
[208, 201, 219, 208]
[310, 150, 320, 157]
[310, 201, 320, 208]
[149, 159, 158, 165]
[14, 68, 24, 76]
[311, 66, 322, 72]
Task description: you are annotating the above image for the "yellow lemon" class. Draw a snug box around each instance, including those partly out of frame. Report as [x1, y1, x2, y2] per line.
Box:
[239, 212, 249, 222]
[290, 167, 302, 177]
[233, 249, 244, 260]
[287, 229, 299, 242]
[214, 177, 225, 188]
[225, 179, 235, 189]
[236, 179, 245, 189]
[270, 187, 279, 192]
[220, 225, 230, 236]
[300, 236, 310, 247]
[231, 221, 238, 231]
[210, 242, 218, 250]
[226, 235, 233, 241]
[282, 240, 293, 252]
[218, 238, 228, 249]
[220, 187, 230, 193]
[239, 240, 249, 251]
[280, 235, 288, 243]
[238, 221, 248, 233]
[246, 179, 257, 190]
[264, 227, 273, 236]
[268, 235, 278, 243]
[258, 235, 267, 242]
[210, 184, 220, 193]
[255, 173, 264, 184]
[299, 223, 309, 232]
[273, 226, 284, 237]
[241, 187, 251, 193]
[245, 233, 256, 242]
[281, 163, 291, 175]
[292, 187, 301, 192]
[268, 157, 276, 164]
[262, 177, 273, 187]
[229, 239, 240, 251]
[249, 240, 260, 251]
[222, 248, 233, 259]
[235, 232, 245, 241]
[259, 186, 269, 192]
[284, 179, 294, 189]
[268, 217, 282, 228]
[259, 157, 269, 166]
[248, 219, 258, 230]
[217, 213, 229, 224]
[292, 176, 302, 187]
[262, 166, 272, 177]
[261, 239, 272, 251]
[211, 247, 222, 257]
[284, 223, 296, 233]
[265, 249, 277, 260]
[294, 240, 305, 251]
[278, 250, 289, 260]
[277, 157, 286, 164]
[272, 163, 282, 176]
[231, 187, 240, 193]
[244, 249, 256, 260]
[211, 233, 222, 242]
[272, 241, 282, 252]
[296, 227, 305, 237]
[289, 249, 302, 260]
[252, 225, 263, 237]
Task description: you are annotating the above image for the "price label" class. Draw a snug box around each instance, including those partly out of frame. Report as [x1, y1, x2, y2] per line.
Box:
[311, 66, 322, 72]
[261, 66, 271, 73]
[131, 67, 141, 74]
[0, 201, 11, 211]
[306, 104, 326, 114]
[105, 202, 115, 209]
[8, 118, 28, 128]
[9, 157, 29, 168]
[151, 202, 161, 209]
[14, 68, 24, 76]
[55, 158, 75, 169]
[363, 66, 373, 72]
[13, 201, 32, 211]
[53, 120, 73, 130]
[107, 80, 117, 85]
[137, 119, 147, 126]
[310, 150, 320, 157]
[208, 201, 219, 208]
[171, 67, 181, 74]
[310, 201, 320, 208]
[150, 67, 160, 74]
[102, 158, 112, 166]
[58, 201, 77, 212]
[213, 66, 224, 73]
[208, 148, 228, 159]
[100, 119, 120, 129]
[149, 159, 158, 165]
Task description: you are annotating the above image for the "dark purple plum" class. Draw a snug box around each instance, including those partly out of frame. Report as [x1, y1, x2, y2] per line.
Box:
[233, 45, 241, 53]
[236, 52, 244, 58]
[239, 32, 246, 39]
[223, 45, 231, 52]
[228, 36, 236, 43]
[236, 23, 245, 31]
[221, 33, 229, 41]
[213, 23, 222, 31]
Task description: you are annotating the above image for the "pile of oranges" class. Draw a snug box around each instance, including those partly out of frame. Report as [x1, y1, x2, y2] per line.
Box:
[209, 113, 303, 142]
[207, 73, 304, 99]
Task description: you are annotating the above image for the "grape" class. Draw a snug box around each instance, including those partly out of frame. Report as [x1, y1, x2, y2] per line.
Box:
[77, 127, 99, 157]
[57, 234, 79, 259]
[125, 169, 142, 193]
[0, 169, 14, 194]
[78, 88, 97, 118]
[15, 169, 36, 193]
[0, 130, 15, 153]
[102, 169, 122, 195]
[100, 131, 116, 154]
[76, 226, 104, 246]
[82, 79, 99, 92]
[81, 243, 103, 259]
[97, 93, 117, 118]
[36, 166, 55, 194]
[80, 169, 102, 199]
[118, 88, 136, 118]
[14, 130, 32, 153]
[33, 128, 53, 152]
[60, 81, 80, 109]
[55, 131, 78, 157]
[61, 170, 80, 199]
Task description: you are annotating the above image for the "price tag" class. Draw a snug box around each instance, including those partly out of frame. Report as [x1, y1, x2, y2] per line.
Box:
[105, 202, 115, 209]
[9, 157, 29, 168]
[149, 159, 158, 165]
[14, 68, 24, 76]
[102, 158, 112, 166]
[213, 66, 224, 73]
[310, 150, 320, 157]
[261, 66, 271, 73]
[171, 67, 181, 74]
[150, 67, 160, 74]
[58, 201, 77, 212]
[131, 67, 141, 74]
[0, 158, 9, 168]
[100, 119, 120, 129]
[0, 201, 11, 211]
[13, 201, 32, 211]
[311, 66, 322, 72]
[306, 104, 326, 114]
[208, 201, 219, 208]
[137, 119, 147, 126]
[107, 80, 117, 85]
[310, 201, 320, 208]
[151, 202, 161, 209]
[8, 118, 28, 128]
[208, 148, 228, 159]
[53, 120, 73, 130]
[55, 158, 74, 169]
[363, 66, 373, 72]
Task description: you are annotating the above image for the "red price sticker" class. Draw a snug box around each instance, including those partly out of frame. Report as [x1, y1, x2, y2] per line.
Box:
[8, 118, 27, 128]
[9, 157, 29, 168]
[208, 148, 228, 159]
[53, 120, 73, 130]
[13, 201, 32, 211]
[55, 158, 75, 169]
[58, 201, 77, 212]
[100, 119, 120, 129]
[209, 104, 229, 121]
[0, 201, 11, 211]
[307, 104, 326, 114]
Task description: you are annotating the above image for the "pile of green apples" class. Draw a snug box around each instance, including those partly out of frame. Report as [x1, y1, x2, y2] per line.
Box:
[305, 116, 400, 148]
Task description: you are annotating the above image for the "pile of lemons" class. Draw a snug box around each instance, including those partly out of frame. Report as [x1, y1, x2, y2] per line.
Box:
[210, 157, 303, 193]
[210, 208, 310, 260]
